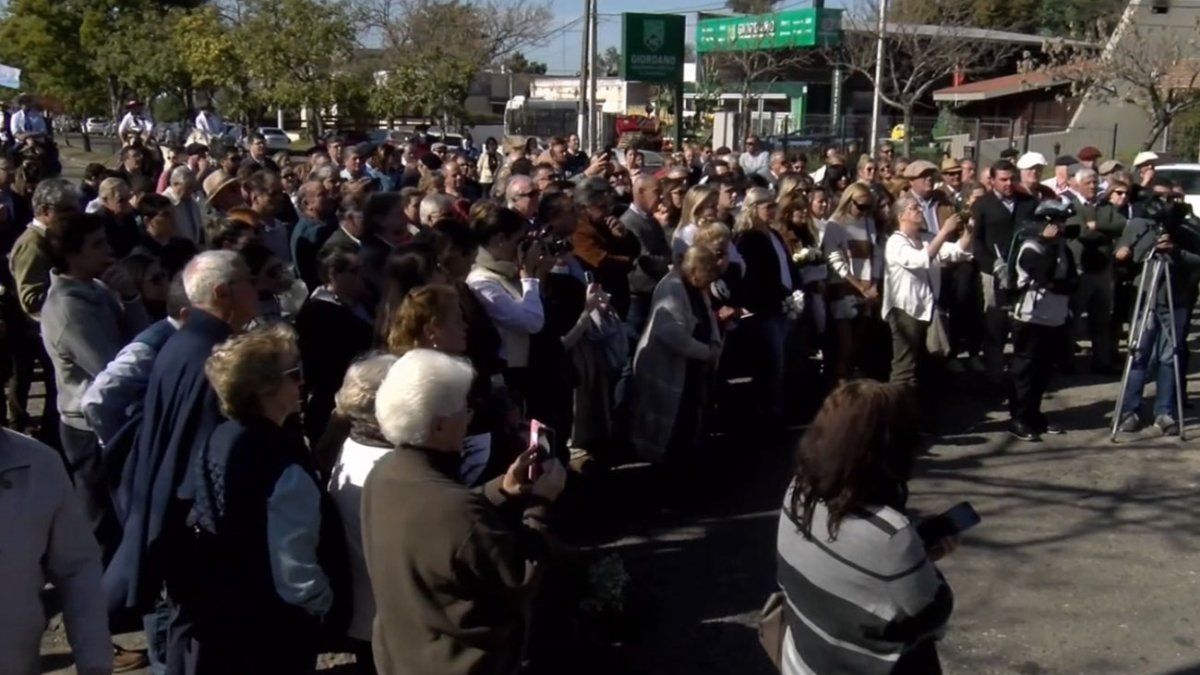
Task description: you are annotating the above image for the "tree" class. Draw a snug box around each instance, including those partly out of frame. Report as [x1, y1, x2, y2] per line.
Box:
[967, 0, 1125, 38]
[836, 0, 1016, 155]
[234, 0, 359, 138]
[1037, 18, 1200, 150]
[503, 51, 548, 75]
[362, 0, 551, 127]
[599, 46, 622, 77]
[0, 0, 106, 113]
[703, 38, 815, 141]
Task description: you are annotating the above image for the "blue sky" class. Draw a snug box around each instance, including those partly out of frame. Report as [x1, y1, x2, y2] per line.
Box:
[525, 0, 823, 74]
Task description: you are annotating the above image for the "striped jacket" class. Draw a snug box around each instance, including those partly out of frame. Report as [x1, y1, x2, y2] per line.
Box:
[776, 490, 953, 674]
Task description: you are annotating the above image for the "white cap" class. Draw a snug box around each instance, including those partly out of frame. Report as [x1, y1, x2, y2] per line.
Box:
[1132, 151, 1159, 168]
[1016, 152, 1047, 170]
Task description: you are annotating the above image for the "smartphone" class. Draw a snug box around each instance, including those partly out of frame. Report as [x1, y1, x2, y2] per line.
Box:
[916, 501, 981, 544]
[584, 271, 596, 286]
[526, 419, 555, 481]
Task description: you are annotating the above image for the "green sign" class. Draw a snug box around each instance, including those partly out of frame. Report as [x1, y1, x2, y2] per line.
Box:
[621, 13, 686, 84]
[696, 8, 843, 53]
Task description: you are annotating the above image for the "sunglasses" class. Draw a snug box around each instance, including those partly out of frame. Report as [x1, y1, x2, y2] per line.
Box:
[1112, 190, 1127, 195]
[853, 200, 873, 209]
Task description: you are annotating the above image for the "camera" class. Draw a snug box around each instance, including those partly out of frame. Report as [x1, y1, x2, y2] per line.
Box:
[524, 224, 574, 256]
[1142, 197, 1188, 236]
[1031, 199, 1080, 239]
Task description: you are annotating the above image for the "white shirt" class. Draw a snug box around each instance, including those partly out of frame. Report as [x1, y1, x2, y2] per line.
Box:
[883, 231, 971, 322]
[9, 109, 47, 137]
[194, 111, 223, 137]
[328, 437, 392, 642]
[117, 112, 154, 138]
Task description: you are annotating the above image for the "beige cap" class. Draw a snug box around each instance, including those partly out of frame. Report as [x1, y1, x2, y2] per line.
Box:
[902, 159, 938, 178]
[1098, 159, 1124, 175]
[1132, 151, 1159, 168]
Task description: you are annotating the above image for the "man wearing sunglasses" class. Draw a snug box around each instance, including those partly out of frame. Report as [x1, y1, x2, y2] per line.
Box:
[739, 135, 771, 182]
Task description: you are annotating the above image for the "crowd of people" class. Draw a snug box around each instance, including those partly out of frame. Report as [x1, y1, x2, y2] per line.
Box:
[1, 99, 1199, 675]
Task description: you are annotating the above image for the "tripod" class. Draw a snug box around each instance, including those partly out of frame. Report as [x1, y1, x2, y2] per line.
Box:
[1110, 252, 1187, 441]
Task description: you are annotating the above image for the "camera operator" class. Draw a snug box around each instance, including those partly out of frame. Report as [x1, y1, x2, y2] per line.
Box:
[1112, 202, 1200, 436]
[1009, 211, 1078, 441]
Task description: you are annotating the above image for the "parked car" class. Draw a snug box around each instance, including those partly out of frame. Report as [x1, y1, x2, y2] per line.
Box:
[1153, 163, 1200, 213]
[255, 127, 293, 152]
[84, 117, 112, 135]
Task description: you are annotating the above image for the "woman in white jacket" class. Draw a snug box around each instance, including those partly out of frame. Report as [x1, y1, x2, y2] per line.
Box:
[883, 194, 972, 387]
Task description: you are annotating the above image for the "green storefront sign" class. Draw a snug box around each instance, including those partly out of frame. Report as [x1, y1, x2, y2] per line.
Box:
[696, 8, 843, 53]
[621, 13, 686, 84]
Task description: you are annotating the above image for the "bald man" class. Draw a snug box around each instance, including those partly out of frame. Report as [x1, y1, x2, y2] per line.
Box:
[505, 174, 539, 223]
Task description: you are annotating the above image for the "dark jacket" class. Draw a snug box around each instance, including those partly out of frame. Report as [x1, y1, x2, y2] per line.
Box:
[734, 228, 801, 316]
[131, 235, 199, 278]
[362, 445, 553, 675]
[295, 288, 373, 444]
[319, 227, 361, 257]
[103, 309, 231, 612]
[970, 191, 1038, 271]
[291, 217, 337, 291]
[187, 417, 329, 670]
[621, 205, 670, 297]
[100, 210, 142, 259]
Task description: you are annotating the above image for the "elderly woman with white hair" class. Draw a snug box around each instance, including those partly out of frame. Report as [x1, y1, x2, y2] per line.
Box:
[362, 349, 566, 675]
[325, 352, 398, 673]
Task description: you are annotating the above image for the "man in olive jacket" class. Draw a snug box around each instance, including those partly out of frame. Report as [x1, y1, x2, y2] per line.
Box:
[363, 350, 566, 675]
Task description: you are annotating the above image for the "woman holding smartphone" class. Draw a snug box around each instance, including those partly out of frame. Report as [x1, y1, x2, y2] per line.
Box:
[776, 380, 957, 674]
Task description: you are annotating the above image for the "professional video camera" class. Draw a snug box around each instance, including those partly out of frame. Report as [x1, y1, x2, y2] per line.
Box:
[523, 224, 574, 257]
[1140, 197, 1189, 236]
[1030, 199, 1080, 239]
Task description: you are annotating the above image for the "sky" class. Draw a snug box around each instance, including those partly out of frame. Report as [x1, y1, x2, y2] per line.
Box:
[525, 0, 825, 74]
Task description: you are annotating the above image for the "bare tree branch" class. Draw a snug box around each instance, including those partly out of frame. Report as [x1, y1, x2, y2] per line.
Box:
[835, 0, 1017, 154]
[1039, 17, 1200, 149]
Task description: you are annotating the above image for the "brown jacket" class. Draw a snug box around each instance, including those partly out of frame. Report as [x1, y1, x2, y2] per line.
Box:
[362, 446, 552, 675]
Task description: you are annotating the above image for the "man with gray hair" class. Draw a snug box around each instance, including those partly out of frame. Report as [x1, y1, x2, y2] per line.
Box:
[573, 176, 641, 317]
[10, 177, 79, 320]
[506, 174, 539, 224]
[105, 250, 261, 668]
[165, 166, 204, 245]
[1066, 166, 1119, 373]
[419, 192, 453, 228]
[621, 173, 668, 334]
[363, 348, 566, 675]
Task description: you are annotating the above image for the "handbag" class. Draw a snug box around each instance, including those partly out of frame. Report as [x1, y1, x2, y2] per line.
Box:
[925, 305, 951, 358]
[758, 591, 787, 670]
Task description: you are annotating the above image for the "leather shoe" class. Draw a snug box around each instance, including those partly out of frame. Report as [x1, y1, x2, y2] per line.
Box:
[1009, 421, 1041, 442]
[113, 646, 148, 673]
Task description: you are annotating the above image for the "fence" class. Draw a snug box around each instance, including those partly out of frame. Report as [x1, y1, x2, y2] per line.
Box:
[734, 111, 1197, 166]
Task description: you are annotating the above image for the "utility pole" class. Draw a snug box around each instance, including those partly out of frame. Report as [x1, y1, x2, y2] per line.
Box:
[578, 0, 591, 150]
[868, 0, 887, 153]
[587, 0, 599, 153]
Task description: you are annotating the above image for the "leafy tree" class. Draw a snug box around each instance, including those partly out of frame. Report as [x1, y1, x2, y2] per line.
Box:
[235, 0, 359, 138]
[599, 46, 621, 77]
[363, 0, 551, 127]
[0, 0, 106, 113]
[503, 51, 549, 75]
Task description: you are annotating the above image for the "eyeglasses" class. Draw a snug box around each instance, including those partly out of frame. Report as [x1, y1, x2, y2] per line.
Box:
[516, 190, 539, 199]
[283, 364, 304, 382]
